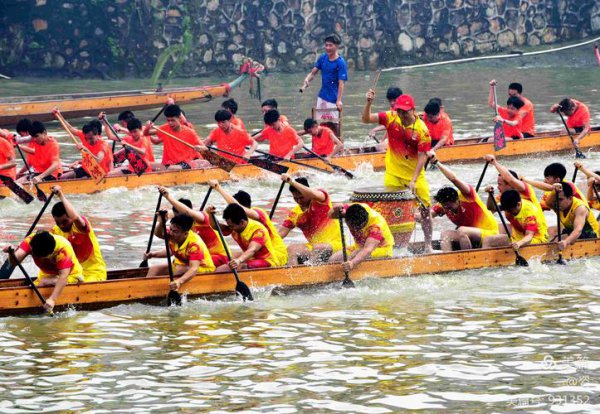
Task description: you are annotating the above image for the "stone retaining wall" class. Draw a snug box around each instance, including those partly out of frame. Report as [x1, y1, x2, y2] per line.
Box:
[0, 0, 598, 78]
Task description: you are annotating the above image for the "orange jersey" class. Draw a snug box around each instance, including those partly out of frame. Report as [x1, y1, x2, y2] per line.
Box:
[230, 115, 246, 131]
[123, 134, 155, 165]
[311, 126, 336, 157]
[282, 189, 342, 248]
[422, 112, 454, 145]
[432, 185, 499, 233]
[27, 136, 62, 178]
[76, 131, 113, 173]
[19, 233, 83, 283]
[0, 136, 16, 179]
[497, 106, 523, 138]
[232, 219, 277, 266]
[261, 125, 299, 158]
[52, 216, 107, 281]
[191, 212, 228, 259]
[519, 96, 535, 136]
[566, 100, 591, 129]
[156, 124, 201, 165]
[207, 126, 253, 163]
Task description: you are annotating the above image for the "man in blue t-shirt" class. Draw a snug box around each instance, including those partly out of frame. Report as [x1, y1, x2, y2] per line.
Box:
[302, 34, 348, 120]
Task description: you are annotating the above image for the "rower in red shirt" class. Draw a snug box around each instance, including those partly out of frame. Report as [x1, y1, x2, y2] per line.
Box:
[507, 82, 535, 137]
[203, 110, 257, 163]
[105, 117, 156, 176]
[144, 104, 210, 170]
[488, 83, 525, 140]
[422, 99, 454, 150]
[221, 98, 246, 132]
[303, 118, 343, 158]
[550, 98, 591, 146]
[0, 135, 16, 180]
[16, 121, 62, 184]
[261, 99, 290, 127]
[255, 109, 303, 160]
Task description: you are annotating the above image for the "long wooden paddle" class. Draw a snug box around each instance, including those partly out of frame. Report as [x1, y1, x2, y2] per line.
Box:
[55, 112, 107, 182]
[489, 194, 528, 266]
[338, 215, 355, 288]
[555, 189, 567, 265]
[139, 193, 162, 268]
[159, 211, 182, 306]
[302, 146, 354, 179]
[154, 127, 236, 172]
[208, 146, 289, 175]
[557, 109, 585, 159]
[13, 142, 47, 201]
[252, 148, 333, 175]
[475, 161, 490, 192]
[7, 247, 53, 315]
[101, 117, 149, 176]
[200, 187, 212, 211]
[0, 192, 55, 279]
[151, 104, 169, 123]
[269, 182, 286, 219]
[209, 212, 253, 301]
[572, 166, 579, 183]
[0, 175, 34, 204]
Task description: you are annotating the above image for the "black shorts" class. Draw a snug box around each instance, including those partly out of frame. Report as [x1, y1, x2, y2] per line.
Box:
[73, 166, 91, 179]
[165, 161, 191, 170]
[523, 132, 534, 138]
[32, 173, 57, 182]
[574, 127, 584, 133]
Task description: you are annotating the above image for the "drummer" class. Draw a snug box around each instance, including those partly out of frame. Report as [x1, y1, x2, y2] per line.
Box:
[429, 154, 499, 251]
[362, 92, 433, 253]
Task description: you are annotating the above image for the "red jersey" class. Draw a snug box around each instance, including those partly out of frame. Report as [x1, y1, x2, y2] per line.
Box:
[261, 125, 299, 159]
[422, 112, 454, 145]
[230, 115, 246, 131]
[122, 135, 154, 172]
[191, 211, 228, 259]
[76, 132, 113, 174]
[498, 106, 523, 139]
[311, 126, 336, 157]
[432, 185, 498, 233]
[207, 126, 253, 163]
[27, 136, 62, 178]
[0, 137, 16, 179]
[519, 96, 535, 136]
[155, 124, 201, 165]
[566, 100, 591, 129]
[282, 189, 341, 245]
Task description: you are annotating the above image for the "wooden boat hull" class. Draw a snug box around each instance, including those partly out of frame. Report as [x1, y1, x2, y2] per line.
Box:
[0, 74, 248, 126]
[2, 129, 600, 198]
[0, 238, 598, 316]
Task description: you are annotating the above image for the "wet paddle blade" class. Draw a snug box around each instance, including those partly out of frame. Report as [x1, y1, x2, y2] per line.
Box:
[515, 253, 529, 267]
[124, 148, 149, 177]
[0, 175, 34, 204]
[236, 280, 254, 301]
[81, 151, 107, 181]
[199, 149, 237, 172]
[36, 187, 47, 202]
[0, 260, 15, 279]
[493, 121, 506, 151]
[249, 158, 289, 175]
[342, 273, 355, 288]
[167, 290, 182, 306]
[139, 259, 149, 268]
[556, 255, 567, 265]
[575, 149, 586, 159]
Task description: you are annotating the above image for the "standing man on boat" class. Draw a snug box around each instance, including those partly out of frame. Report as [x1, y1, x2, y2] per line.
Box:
[203, 110, 257, 163]
[301, 34, 348, 120]
[50, 186, 107, 282]
[550, 98, 591, 146]
[278, 174, 342, 264]
[15, 121, 62, 184]
[362, 92, 433, 253]
[3, 230, 83, 313]
[429, 155, 499, 251]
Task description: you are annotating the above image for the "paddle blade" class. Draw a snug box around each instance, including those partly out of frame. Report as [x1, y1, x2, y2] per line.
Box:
[36, 187, 47, 202]
[167, 290, 182, 306]
[0, 175, 34, 204]
[556, 256, 567, 265]
[139, 259, 148, 268]
[235, 280, 254, 301]
[114, 150, 127, 165]
[0, 260, 15, 279]
[575, 149, 586, 159]
[199, 149, 237, 172]
[493, 121, 506, 151]
[342, 273, 355, 288]
[250, 158, 289, 175]
[81, 151, 107, 181]
[515, 254, 529, 267]
[125, 148, 149, 177]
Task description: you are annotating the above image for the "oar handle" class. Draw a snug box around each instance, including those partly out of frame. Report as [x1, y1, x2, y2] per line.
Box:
[490, 192, 511, 237]
[209, 212, 241, 283]
[572, 166, 578, 183]
[155, 127, 196, 150]
[371, 70, 382, 90]
[302, 145, 354, 178]
[270, 181, 286, 219]
[554, 188, 566, 264]
[14, 141, 46, 199]
[8, 248, 48, 309]
[475, 161, 490, 192]
[151, 104, 168, 123]
[25, 192, 54, 236]
[159, 211, 175, 283]
[492, 84, 499, 116]
[557, 110, 585, 158]
[253, 148, 332, 175]
[200, 187, 212, 211]
[55, 112, 84, 148]
[338, 215, 349, 268]
[143, 193, 163, 258]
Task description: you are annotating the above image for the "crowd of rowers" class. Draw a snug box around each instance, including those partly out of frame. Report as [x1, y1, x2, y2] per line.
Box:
[0, 80, 596, 313]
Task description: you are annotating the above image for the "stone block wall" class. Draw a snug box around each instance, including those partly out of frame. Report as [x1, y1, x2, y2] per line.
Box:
[0, 0, 598, 78]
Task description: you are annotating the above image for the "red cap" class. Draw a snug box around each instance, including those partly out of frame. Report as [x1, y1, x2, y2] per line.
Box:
[393, 94, 415, 111]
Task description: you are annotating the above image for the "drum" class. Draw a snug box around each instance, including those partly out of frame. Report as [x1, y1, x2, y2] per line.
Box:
[350, 187, 416, 247]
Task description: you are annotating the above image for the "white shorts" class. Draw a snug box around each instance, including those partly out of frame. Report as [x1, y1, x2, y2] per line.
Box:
[315, 97, 339, 120]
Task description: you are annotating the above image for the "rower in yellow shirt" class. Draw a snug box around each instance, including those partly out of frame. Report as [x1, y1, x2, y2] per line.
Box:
[208, 180, 287, 266]
[551, 182, 599, 250]
[50, 186, 107, 281]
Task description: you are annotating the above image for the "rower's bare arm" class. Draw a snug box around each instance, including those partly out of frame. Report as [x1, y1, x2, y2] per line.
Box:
[37, 159, 60, 182]
[487, 155, 526, 192]
[236, 241, 262, 264]
[362, 90, 379, 123]
[52, 186, 86, 229]
[210, 181, 260, 220]
[575, 122, 591, 143]
[437, 162, 471, 195]
[278, 225, 292, 239]
[487, 80, 497, 110]
[350, 237, 379, 269]
[522, 177, 553, 192]
[331, 132, 344, 156]
[245, 138, 258, 158]
[565, 206, 589, 245]
[574, 161, 600, 181]
[17, 144, 34, 155]
[516, 230, 535, 249]
[175, 260, 201, 287]
[46, 269, 69, 312]
[161, 188, 206, 224]
[281, 173, 326, 202]
[124, 141, 146, 156]
[287, 134, 304, 158]
[5, 246, 26, 267]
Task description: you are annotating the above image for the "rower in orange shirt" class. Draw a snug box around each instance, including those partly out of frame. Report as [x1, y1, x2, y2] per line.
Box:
[144, 104, 210, 170]
[221, 98, 246, 131]
[255, 109, 303, 160]
[50, 186, 107, 282]
[488, 83, 525, 140]
[203, 110, 257, 163]
[213, 203, 279, 271]
[0, 135, 16, 180]
[550, 98, 591, 146]
[16, 121, 62, 184]
[157, 186, 229, 267]
[261, 99, 290, 127]
[279, 174, 342, 264]
[422, 99, 454, 150]
[55, 112, 113, 179]
[303, 118, 343, 158]
[105, 117, 156, 176]
[507, 82, 535, 137]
